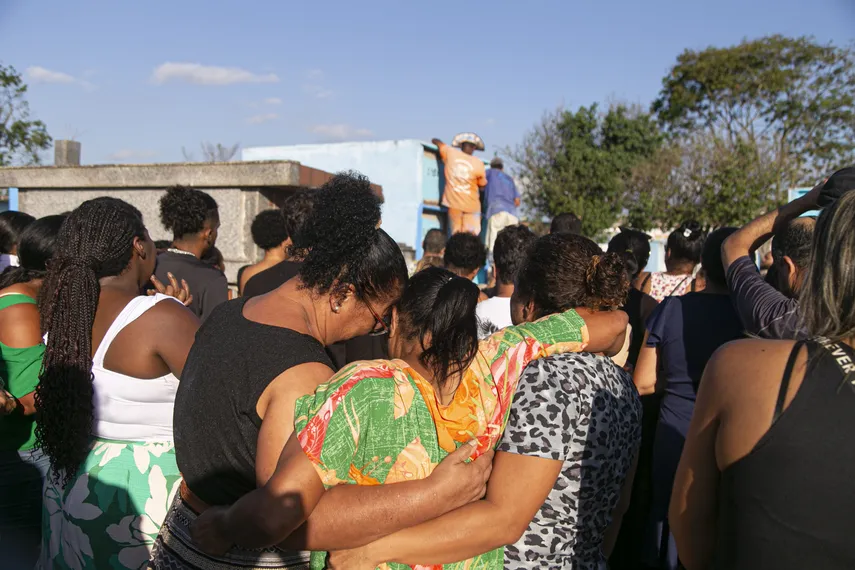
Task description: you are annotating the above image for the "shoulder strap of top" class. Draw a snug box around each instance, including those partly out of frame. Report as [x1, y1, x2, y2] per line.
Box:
[92, 294, 179, 367]
[773, 341, 805, 424]
[0, 292, 37, 309]
[640, 273, 651, 291]
[669, 275, 691, 296]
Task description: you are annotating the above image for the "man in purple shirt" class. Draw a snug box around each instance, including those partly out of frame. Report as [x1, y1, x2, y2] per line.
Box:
[483, 157, 521, 257]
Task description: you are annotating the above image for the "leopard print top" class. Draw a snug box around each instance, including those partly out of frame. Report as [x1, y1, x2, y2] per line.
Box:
[498, 352, 642, 569]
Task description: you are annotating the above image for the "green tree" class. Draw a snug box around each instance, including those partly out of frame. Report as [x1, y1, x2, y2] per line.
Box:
[0, 64, 51, 166]
[626, 133, 783, 230]
[653, 35, 855, 187]
[510, 104, 662, 238]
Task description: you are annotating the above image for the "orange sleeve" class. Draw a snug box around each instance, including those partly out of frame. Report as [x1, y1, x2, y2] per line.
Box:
[477, 163, 488, 187]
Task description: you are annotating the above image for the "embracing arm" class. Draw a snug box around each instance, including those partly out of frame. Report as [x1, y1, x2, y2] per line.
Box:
[332, 451, 563, 568]
[283, 443, 492, 551]
[217, 437, 327, 550]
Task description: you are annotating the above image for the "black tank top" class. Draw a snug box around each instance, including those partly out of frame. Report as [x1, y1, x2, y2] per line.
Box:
[174, 298, 333, 505]
[715, 340, 855, 569]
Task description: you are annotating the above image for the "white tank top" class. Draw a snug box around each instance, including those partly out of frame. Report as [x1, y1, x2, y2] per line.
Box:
[91, 294, 180, 442]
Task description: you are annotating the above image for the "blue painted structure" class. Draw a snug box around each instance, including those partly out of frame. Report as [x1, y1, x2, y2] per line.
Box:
[788, 187, 819, 217]
[243, 139, 489, 262]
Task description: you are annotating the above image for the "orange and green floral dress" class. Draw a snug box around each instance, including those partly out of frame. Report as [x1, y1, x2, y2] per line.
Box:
[294, 309, 588, 570]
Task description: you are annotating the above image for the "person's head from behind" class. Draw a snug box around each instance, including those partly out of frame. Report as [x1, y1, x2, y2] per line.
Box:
[0, 211, 36, 255]
[388, 267, 480, 394]
[443, 232, 486, 280]
[550, 212, 582, 236]
[490, 157, 504, 171]
[512, 233, 628, 325]
[666, 221, 705, 270]
[771, 217, 815, 298]
[701, 227, 738, 289]
[251, 209, 289, 255]
[801, 191, 855, 341]
[159, 185, 219, 254]
[201, 246, 226, 273]
[282, 190, 316, 251]
[36, 198, 157, 485]
[493, 225, 536, 287]
[607, 228, 652, 282]
[422, 229, 447, 257]
[294, 172, 408, 344]
[0, 214, 66, 289]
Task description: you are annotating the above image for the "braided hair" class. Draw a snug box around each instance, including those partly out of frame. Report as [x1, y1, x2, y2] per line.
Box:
[0, 214, 66, 289]
[36, 198, 148, 485]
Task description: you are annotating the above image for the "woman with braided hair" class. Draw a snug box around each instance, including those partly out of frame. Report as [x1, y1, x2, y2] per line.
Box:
[0, 214, 64, 567]
[35, 198, 200, 569]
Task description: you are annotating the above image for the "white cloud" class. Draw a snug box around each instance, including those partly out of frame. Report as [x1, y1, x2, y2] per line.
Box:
[26, 66, 94, 89]
[263, 97, 282, 105]
[309, 124, 373, 140]
[106, 149, 158, 162]
[307, 69, 325, 80]
[247, 113, 280, 125]
[303, 85, 334, 100]
[151, 62, 279, 86]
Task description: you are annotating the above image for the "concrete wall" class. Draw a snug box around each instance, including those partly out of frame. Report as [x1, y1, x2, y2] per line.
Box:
[18, 187, 278, 283]
[243, 140, 426, 250]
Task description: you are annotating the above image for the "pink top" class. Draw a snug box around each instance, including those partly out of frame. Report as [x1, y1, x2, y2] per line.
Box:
[646, 272, 693, 302]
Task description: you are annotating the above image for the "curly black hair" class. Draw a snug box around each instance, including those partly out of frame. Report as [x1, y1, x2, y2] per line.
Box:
[294, 172, 407, 302]
[517, 233, 628, 317]
[283, 190, 316, 246]
[493, 225, 536, 286]
[0, 210, 36, 254]
[443, 232, 487, 274]
[36, 197, 148, 486]
[251, 209, 289, 251]
[159, 185, 219, 239]
[0, 214, 67, 289]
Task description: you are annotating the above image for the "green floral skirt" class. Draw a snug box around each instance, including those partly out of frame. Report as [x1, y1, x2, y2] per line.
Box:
[39, 438, 180, 570]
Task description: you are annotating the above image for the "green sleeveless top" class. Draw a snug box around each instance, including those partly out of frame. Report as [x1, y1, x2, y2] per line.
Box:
[0, 293, 45, 451]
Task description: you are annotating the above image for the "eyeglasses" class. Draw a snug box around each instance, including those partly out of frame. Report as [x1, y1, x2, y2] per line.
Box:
[365, 300, 391, 336]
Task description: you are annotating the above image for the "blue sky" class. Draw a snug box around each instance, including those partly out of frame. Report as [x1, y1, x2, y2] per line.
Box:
[1, 0, 852, 165]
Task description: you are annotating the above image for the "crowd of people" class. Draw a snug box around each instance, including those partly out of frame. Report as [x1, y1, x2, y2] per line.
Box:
[0, 156, 853, 570]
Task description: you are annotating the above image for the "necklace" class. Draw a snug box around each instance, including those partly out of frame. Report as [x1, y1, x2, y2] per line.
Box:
[167, 248, 195, 257]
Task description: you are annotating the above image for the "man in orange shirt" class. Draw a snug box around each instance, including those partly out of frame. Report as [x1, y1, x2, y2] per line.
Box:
[432, 135, 487, 235]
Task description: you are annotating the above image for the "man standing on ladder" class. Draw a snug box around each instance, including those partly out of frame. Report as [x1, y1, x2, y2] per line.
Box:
[432, 133, 487, 236]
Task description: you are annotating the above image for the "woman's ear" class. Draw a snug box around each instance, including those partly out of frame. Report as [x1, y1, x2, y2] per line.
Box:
[522, 299, 537, 321]
[328, 282, 355, 313]
[132, 236, 147, 260]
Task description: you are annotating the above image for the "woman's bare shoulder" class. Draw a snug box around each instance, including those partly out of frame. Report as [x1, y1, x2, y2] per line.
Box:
[704, 338, 800, 396]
